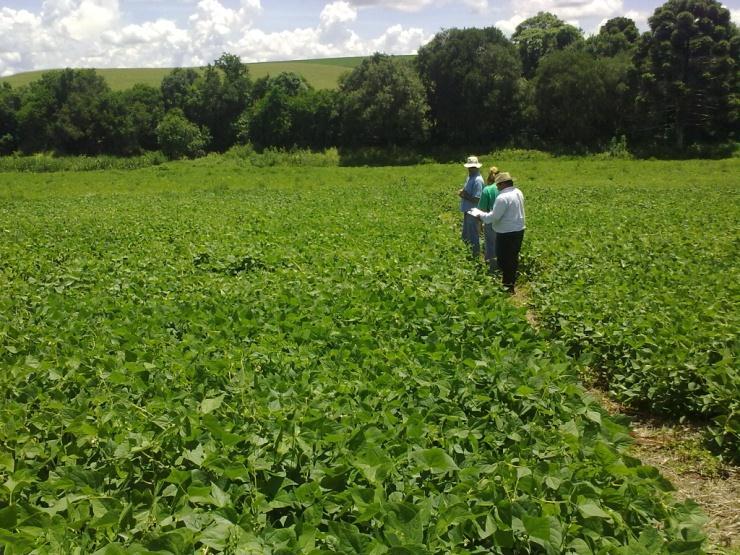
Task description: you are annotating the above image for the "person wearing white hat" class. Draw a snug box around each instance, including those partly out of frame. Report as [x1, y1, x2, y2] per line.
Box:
[458, 155, 484, 258]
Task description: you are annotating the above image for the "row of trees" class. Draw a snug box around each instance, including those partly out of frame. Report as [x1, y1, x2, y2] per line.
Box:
[0, 0, 737, 158]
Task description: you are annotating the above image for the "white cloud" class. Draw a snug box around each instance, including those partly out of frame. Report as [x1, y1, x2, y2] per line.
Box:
[494, 14, 524, 36]
[0, 0, 437, 76]
[370, 24, 431, 53]
[102, 19, 187, 47]
[320, 1, 357, 27]
[492, 0, 629, 35]
[547, 0, 622, 20]
[0, 7, 44, 76]
[319, 1, 358, 44]
[624, 10, 648, 30]
[57, 0, 120, 40]
[347, 0, 488, 13]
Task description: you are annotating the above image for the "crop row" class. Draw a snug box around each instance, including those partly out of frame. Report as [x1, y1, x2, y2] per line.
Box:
[519, 159, 739, 460]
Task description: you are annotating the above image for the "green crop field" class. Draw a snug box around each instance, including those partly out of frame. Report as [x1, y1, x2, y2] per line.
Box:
[0, 156, 737, 553]
[0, 56, 389, 91]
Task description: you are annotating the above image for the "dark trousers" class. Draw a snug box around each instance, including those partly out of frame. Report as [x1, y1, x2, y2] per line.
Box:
[495, 230, 524, 290]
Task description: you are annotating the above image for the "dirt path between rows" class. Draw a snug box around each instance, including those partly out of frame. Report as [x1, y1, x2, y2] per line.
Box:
[511, 289, 740, 553]
[595, 391, 740, 552]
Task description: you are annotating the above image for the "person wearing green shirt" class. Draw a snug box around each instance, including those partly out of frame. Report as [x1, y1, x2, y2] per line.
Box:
[478, 166, 499, 273]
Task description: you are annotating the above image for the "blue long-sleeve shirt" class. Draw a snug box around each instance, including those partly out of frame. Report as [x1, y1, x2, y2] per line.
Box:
[460, 172, 484, 212]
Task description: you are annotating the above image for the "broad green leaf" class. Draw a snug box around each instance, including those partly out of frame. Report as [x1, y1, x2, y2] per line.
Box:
[0, 453, 14, 473]
[578, 502, 611, 520]
[183, 444, 206, 467]
[0, 506, 17, 529]
[411, 448, 458, 473]
[200, 394, 225, 415]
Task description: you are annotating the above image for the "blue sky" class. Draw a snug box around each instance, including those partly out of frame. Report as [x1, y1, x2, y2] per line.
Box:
[1, 0, 738, 76]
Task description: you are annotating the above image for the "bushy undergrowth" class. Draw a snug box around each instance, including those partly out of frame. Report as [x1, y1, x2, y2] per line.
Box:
[0, 152, 168, 172]
[222, 145, 341, 167]
[0, 143, 652, 174]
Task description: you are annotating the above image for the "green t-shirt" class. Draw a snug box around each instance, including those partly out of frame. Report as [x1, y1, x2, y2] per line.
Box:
[478, 185, 498, 212]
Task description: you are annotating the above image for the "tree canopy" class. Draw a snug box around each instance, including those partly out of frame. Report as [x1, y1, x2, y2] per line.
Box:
[634, 0, 739, 149]
[339, 53, 430, 147]
[0, 2, 737, 159]
[416, 27, 522, 146]
[512, 12, 584, 77]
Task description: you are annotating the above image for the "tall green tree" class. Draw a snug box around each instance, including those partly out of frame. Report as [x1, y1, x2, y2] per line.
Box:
[0, 83, 20, 154]
[16, 69, 114, 154]
[160, 54, 251, 152]
[156, 109, 209, 159]
[187, 64, 225, 148]
[117, 84, 165, 152]
[289, 89, 339, 150]
[534, 49, 632, 150]
[236, 73, 338, 150]
[512, 12, 584, 77]
[416, 28, 523, 146]
[52, 70, 113, 154]
[634, 0, 739, 149]
[245, 86, 294, 150]
[586, 17, 640, 57]
[16, 70, 70, 153]
[188, 53, 252, 151]
[160, 68, 199, 113]
[339, 53, 430, 147]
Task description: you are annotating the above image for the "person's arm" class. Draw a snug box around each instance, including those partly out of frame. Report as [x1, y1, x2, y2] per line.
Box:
[480, 195, 507, 225]
[459, 188, 480, 203]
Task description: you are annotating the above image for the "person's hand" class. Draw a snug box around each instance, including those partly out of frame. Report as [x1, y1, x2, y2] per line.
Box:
[458, 188, 465, 198]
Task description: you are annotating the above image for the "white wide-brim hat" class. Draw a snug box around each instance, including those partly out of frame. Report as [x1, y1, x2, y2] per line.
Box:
[463, 155, 482, 168]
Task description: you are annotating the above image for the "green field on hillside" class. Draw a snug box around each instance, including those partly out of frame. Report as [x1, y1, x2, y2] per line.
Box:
[0, 56, 406, 91]
[0, 156, 737, 552]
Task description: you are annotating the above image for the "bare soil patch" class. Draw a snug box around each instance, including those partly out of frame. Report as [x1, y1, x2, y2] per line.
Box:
[590, 389, 740, 553]
[514, 286, 738, 552]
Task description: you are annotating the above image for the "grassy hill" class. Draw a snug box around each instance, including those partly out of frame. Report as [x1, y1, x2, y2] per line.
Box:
[0, 56, 412, 91]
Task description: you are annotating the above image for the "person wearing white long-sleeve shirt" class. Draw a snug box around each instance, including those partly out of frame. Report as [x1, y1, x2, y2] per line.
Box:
[474, 172, 525, 293]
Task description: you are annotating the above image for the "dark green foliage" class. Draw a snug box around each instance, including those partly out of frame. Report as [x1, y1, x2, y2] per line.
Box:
[245, 86, 294, 149]
[152, 54, 255, 153]
[236, 72, 338, 151]
[533, 50, 632, 150]
[160, 67, 199, 112]
[512, 12, 584, 78]
[289, 89, 340, 150]
[0, 82, 20, 154]
[155, 109, 209, 159]
[1, 24, 738, 158]
[16, 69, 114, 155]
[118, 84, 165, 153]
[633, 0, 740, 150]
[416, 28, 523, 146]
[186, 55, 252, 151]
[263, 71, 311, 97]
[586, 17, 641, 57]
[339, 53, 430, 147]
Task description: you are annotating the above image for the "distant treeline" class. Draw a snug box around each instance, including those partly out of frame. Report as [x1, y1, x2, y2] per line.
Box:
[0, 0, 737, 160]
